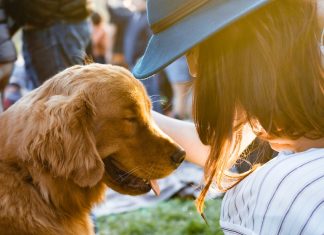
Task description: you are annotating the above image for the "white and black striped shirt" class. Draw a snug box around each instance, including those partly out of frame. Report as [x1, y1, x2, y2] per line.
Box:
[220, 148, 324, 235]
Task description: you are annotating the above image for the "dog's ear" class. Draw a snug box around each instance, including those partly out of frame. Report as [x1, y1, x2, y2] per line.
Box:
[22, 92, 104, 188]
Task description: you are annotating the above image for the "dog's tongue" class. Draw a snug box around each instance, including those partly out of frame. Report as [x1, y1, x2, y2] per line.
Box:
[149, 180, 160, 196]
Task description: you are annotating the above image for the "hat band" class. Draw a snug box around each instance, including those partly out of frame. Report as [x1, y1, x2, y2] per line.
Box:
[151, 0, 210, 34]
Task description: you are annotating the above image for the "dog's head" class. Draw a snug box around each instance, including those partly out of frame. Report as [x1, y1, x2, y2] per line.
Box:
[14, 64, 184, 195]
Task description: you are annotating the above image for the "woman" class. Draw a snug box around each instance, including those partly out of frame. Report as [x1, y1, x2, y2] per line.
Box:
[133, 0, 324, 234]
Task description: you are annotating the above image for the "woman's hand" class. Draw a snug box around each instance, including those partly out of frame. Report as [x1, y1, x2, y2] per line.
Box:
[152, 111, 210, 167]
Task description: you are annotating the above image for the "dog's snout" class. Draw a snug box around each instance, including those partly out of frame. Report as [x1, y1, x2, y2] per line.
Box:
[171, 150, 186, 165]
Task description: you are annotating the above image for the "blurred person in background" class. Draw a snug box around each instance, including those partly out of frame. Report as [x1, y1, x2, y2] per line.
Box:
[2, 56, 36, 111]
[0, 0, 16, 111]
[123, 0, 149, 69]
[4, 0, 93, 86]
[123, 0, 163, 112]
[164, 56, 192, 120]
[107, 0, 132, 67]
[2, 83, 21, 110]
[90, 11, 108, 64]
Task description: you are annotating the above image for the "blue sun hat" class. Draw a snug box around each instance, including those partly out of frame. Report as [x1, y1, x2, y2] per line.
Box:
[133, 0, 270, 79]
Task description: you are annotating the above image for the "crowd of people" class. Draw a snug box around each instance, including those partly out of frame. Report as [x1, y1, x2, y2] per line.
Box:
[0, 0, 192, 120]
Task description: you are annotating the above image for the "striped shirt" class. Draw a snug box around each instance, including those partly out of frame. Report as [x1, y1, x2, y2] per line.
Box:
[220, 148, 324, 235]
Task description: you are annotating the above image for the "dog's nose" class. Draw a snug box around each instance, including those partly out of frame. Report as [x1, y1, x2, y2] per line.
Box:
[171, 150, 186, 165]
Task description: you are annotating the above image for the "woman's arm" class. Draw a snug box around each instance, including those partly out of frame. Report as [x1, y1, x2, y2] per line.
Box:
[152, 111, 210, 167]
[152, 111, 257, 167]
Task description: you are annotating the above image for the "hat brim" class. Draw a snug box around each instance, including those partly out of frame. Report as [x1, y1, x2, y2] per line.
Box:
[133, 0, 268, 79]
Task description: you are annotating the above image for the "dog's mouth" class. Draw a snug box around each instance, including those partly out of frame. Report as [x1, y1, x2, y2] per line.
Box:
[102, 157, 160, 196]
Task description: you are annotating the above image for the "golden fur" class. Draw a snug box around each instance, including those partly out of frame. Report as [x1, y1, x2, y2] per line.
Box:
[0, 64, 184, 235]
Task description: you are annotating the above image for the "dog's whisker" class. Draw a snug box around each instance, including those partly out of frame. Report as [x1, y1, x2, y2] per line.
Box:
[122, 166, 141, 176]
[118, 168, 140, 180]
[116, 171, 135, 181]
[117, 166, 143, 181]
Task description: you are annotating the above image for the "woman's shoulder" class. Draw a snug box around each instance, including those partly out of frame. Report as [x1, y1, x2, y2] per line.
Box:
[220, 148, 324, 235]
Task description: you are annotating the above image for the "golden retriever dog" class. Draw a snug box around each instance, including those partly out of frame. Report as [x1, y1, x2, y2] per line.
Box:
[0, 64, 185, 235]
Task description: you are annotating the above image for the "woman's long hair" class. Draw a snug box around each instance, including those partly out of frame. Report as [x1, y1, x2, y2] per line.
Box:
[194, 0, 324, 214]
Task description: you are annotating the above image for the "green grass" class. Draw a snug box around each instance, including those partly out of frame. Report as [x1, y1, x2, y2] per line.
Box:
[97, 198, 224, 235]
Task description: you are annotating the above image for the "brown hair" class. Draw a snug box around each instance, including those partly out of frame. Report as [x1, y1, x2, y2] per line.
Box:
[91, 12, 102, 26]
[193, 0, 324, 214]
